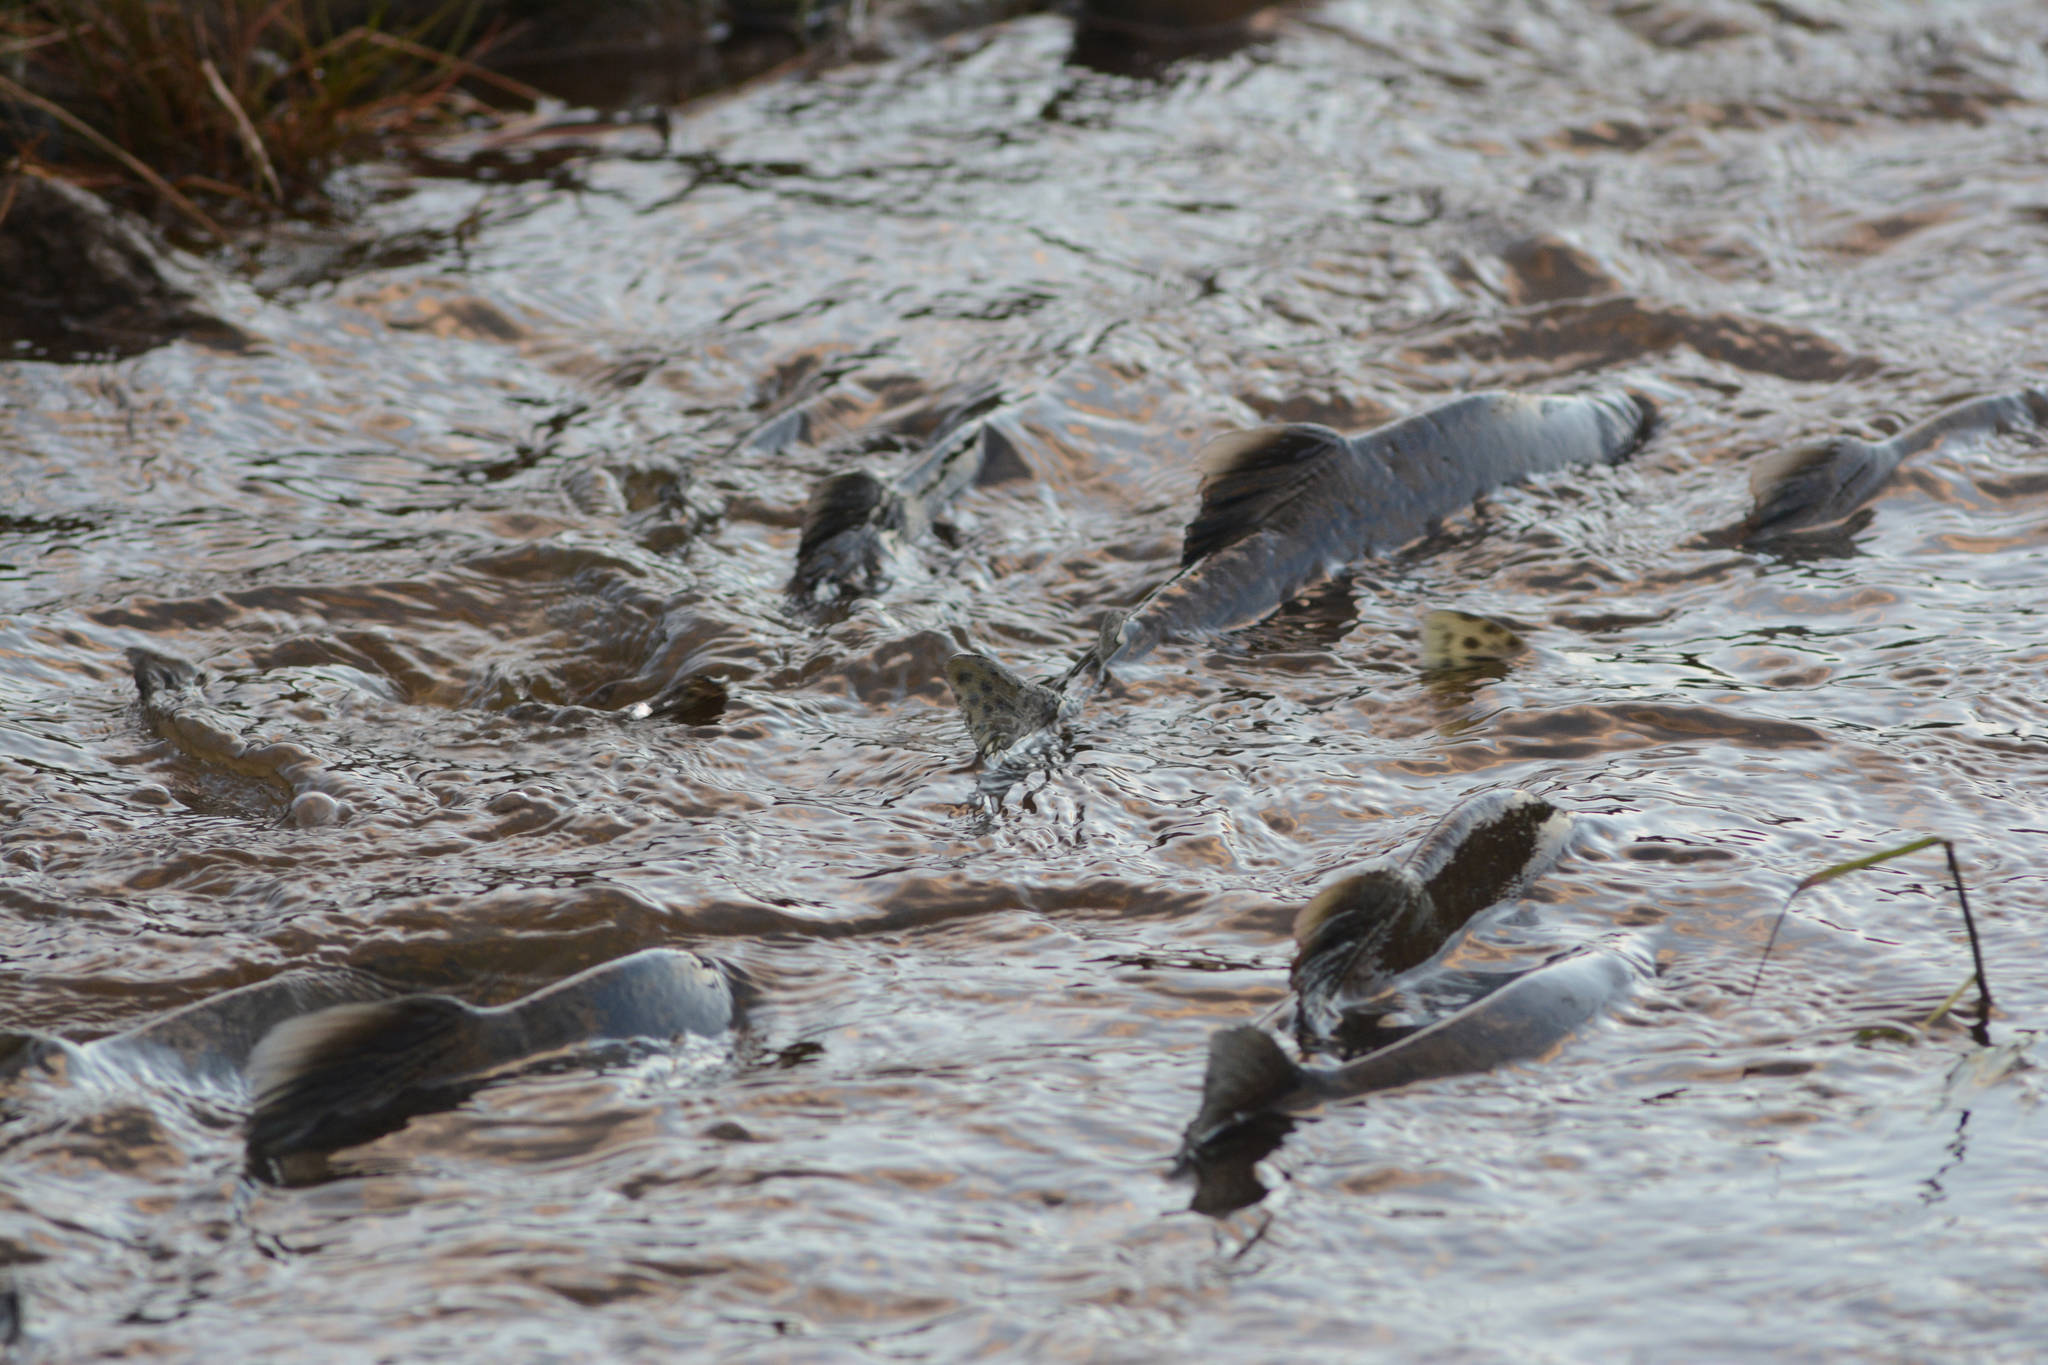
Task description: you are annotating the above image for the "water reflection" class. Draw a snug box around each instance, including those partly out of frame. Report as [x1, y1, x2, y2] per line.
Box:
[8, 0, 2048, 1357]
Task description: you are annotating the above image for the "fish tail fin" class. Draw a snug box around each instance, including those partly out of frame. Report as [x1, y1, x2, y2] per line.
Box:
[1419, 608, 1525, 672]
[944, 652, 1063, 759]
[1617, 388, 1661, 459]
[1181, 423, 1351, 567]
[245, 996, 482, 1171]
[1183, 1025, 1303, 1150]
[787, 470, 909, 602]
[1741, 436, 1882, 544]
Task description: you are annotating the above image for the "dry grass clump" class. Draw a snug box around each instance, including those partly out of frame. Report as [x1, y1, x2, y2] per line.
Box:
[1, 1, 542, 234]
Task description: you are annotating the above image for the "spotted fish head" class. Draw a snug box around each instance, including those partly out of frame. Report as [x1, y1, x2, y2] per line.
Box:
[944, 653, 1063, 759]
[1420, 608, 1526, 672]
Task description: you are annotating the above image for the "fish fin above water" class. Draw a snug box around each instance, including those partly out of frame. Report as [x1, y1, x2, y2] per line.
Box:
[1181, 423, 1351, 568]
[1420, 609, 1525, 671]
[787, 470, 912, 602]
[945, 653, 1063, 759]
[245, 995, 479, 1170]
[1184, 1025, 1303, 1150]
[1289, 867, 1437, 1043]
[1291, 867, 1428, 954]
[1407, 790, 1571, 925]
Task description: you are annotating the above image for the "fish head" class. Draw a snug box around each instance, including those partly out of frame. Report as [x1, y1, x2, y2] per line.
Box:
[1291, 867, 1428, 955]
[945, 652, 1062, 759]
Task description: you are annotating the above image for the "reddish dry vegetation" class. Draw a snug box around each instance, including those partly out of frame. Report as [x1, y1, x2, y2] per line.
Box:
[0, 1, 543, 234]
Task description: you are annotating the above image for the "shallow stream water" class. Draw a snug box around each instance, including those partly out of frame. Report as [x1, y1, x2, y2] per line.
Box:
[7, 1, 2048, 1358]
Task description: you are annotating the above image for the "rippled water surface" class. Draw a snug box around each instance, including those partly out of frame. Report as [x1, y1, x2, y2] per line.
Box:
[8, 1, 2048, 1357]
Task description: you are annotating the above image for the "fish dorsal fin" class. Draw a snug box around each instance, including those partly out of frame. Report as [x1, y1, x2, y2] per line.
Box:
[1291, 867, 1427, 953]
[245, 995, 476, 1168]
[1181, 423, 1351, 568]
[1420, 609, 1525, 671]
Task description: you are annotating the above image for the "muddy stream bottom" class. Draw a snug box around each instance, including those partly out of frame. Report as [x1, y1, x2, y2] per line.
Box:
[7, 1, 2048, 1359]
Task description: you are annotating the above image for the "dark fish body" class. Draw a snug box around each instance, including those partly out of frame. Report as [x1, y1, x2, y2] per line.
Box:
[947, 389, 1653, 765]
[246, 947, 732, 1170]
[786, 385, 1016, 604]
[1289, 790, 1575, 1057]
[1180, 789, 1633, 1154]
[1742, 387, 2048, 544]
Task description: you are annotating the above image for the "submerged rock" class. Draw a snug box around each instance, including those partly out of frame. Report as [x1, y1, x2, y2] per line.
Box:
[0, 171, 248, 358]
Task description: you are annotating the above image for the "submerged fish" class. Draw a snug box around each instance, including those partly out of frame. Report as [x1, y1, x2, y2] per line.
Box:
[1287, 790, 1577, 1057]
[2, 950, 734, 1182]
[786, 384, 1022, 605]
[126, 646, 369, 827]
[1738, 387, 2048, 545]
[1179, 791, 1645, 1158]
[946, 389, 1655, 770]
[246, 948, 733, 1177]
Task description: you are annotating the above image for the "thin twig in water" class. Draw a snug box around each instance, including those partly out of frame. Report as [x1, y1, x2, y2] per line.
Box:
[1748, 835, 1993, 1045]
[1943, 840, 1994, 1043]
[1921, 975, 1974, 1030]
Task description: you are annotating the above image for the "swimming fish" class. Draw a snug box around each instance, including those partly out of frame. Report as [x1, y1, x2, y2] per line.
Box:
[1181, 940, 1646, 1155]
[786, 384, 1021, 605]
[245, 948, 733, 1176]
[1286, 790, 1577, 1058]
[1, 949, 734, 1182]
[1178, 790, 1645, 1156]
[947, 389, 1656, 770]
[1739, 388, 2048, 545]
[126, 646, 368, 826]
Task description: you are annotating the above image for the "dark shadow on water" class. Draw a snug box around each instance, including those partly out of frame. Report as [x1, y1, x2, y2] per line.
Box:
[1687, 507, 1876, 560]
[1066, 15, 1272, 79]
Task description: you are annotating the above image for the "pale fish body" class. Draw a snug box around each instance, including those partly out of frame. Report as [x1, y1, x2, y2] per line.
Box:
[948, 389, 1653, 767]
[1094, 389, 1653, 673]
[1182, 938, 1647, 1153]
